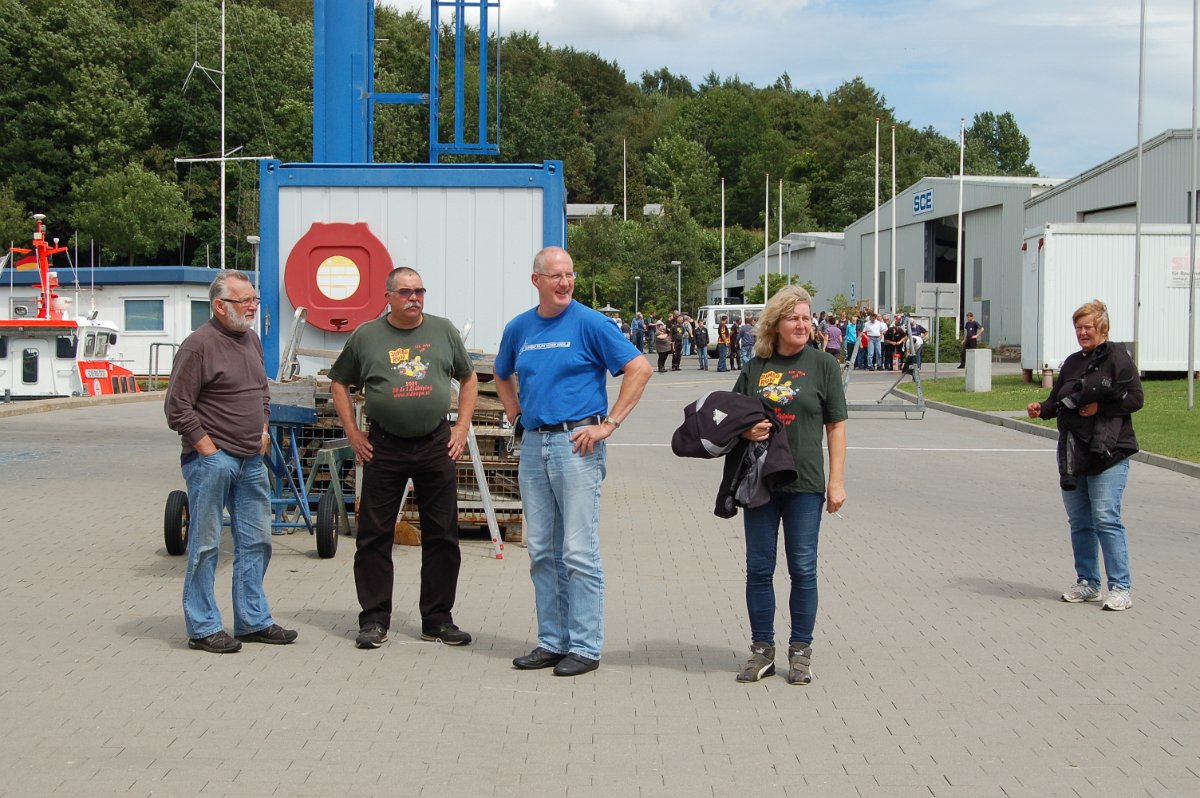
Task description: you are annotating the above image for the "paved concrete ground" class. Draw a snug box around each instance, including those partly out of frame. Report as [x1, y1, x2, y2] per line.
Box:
[0, 362, 1197, 797]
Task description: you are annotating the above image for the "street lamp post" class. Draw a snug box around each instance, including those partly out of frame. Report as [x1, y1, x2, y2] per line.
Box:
[634, 275, 640, 315]
[671, 260, 681, 313]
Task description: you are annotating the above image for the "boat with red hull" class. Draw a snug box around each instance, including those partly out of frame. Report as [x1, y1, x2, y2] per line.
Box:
[1, 215, 141, 399]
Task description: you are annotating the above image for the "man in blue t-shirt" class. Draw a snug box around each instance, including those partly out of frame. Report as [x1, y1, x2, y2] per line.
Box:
[495, 246, 652, 677]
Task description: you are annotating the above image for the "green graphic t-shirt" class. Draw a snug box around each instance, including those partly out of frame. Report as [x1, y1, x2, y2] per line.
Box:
[328, 314, 472, 438]
[733, 343, 847, 494]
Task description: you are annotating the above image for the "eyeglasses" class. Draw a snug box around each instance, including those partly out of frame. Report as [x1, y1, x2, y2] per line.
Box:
[537, 271, 577, 283]
[221, 295, 260, 306]
[387, 288, 428, 299]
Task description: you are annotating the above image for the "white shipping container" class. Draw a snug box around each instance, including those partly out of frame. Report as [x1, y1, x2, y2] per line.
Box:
[259, 161, 566, 376]
[1021, 223, 1200, 372]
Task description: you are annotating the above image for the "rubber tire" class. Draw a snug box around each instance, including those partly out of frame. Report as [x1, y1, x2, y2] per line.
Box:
[315, 491, 339, 559]
[164, 490, 189, 556]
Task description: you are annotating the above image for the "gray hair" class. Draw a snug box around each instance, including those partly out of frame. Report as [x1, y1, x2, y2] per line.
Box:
[385, 267, 421, 292]
[208, 270, 253, 303]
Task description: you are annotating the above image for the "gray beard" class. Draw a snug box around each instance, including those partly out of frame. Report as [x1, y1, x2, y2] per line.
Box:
[227, 312, 253, 333]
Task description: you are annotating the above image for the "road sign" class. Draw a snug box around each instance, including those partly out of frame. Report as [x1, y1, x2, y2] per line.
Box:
[916, 282, 958, 318]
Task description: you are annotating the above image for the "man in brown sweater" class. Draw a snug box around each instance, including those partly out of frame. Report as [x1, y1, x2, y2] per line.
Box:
[166, 270, 296, 654]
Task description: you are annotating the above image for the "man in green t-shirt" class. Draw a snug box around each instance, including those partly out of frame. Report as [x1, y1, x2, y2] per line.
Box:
[329, 267, 478, 650]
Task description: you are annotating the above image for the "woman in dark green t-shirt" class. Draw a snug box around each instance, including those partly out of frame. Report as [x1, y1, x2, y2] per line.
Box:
[730, 285, 848, 686]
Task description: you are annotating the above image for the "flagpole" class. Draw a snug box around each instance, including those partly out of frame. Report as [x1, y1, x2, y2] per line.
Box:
[891, 125, 897, 312]
[1134, 0, 1147, 368]
[873, 117, 880, 310]
[764, 173, 771, 304]
[622, 138, 628, 222]
[778, 178, 784, 287]
[720, 177, 726, 304]
[956, 116, 965, 337]
[1188, 0, 1197, 410]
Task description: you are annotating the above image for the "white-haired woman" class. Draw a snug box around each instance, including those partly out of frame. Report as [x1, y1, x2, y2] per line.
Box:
[732, 285, 847, 684]
[1027, 300, 1143, 611]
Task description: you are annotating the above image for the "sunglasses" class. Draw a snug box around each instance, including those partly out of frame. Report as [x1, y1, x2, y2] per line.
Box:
[387, 288, 428, 299]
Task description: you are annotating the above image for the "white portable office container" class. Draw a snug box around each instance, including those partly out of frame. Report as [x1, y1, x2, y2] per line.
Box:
[1021, 223, 1200, 372]
[258, 160, 566, 376]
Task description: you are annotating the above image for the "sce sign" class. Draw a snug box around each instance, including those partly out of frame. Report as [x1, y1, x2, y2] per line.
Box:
[912, 189, 934, 215]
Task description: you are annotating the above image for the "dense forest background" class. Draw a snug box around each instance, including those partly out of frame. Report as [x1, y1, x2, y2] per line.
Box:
[0, 0, 1039, 314]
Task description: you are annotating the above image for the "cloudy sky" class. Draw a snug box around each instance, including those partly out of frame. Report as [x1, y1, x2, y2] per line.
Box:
[383, 0, 1196, 180]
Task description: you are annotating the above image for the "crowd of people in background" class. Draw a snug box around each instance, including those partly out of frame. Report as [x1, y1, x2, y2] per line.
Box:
[610, 305, 944, 376]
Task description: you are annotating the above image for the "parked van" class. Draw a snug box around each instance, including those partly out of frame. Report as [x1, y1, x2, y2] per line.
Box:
[696, 304, 765, 356]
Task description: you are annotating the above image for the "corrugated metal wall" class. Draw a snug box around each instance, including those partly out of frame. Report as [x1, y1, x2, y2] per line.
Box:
[1025, 132, 1194, 228]
[260, 161, 565, 373]
[277, 185, 542, 369]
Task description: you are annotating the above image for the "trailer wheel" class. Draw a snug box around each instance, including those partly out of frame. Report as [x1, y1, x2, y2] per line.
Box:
[315, 491, 339, 559]
[164, 490, 189, 556]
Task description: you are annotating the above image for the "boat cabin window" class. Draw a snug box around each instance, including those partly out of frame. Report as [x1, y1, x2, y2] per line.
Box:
[0, 335, 7, 358]
[22, 348, 38, 384]
[94, 333, 111, 358]
[84, 333, 96, 357]
[56, 335, 77, 359]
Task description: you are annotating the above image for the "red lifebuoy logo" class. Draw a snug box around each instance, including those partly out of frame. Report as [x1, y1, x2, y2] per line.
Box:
[284, 222, 394, 332]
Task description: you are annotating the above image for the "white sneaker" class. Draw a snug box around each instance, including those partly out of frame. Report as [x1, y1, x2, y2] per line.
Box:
[1102, 587, 1132, 611]
[1061, 581, 1102, 603]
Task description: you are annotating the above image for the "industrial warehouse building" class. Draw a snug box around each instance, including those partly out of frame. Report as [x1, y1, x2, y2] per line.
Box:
[709, 128, 1199, 358]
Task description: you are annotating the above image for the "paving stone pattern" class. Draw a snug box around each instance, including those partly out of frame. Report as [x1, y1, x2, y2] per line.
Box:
[0, 364, 1196, 797]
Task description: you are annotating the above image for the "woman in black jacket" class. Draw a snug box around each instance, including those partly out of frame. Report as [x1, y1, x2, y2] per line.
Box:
[1027, 300, 1143, 611]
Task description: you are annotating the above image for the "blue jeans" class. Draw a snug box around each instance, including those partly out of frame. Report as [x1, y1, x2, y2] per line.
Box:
[717, 343, 729, 371]
[518, 429, 607, 660]
[1061, 458, 1132, 590]
[740, 343, 754, 364]
[867, 337, 882, 369]
[181, 450, 275, 639]
[697, 344, 709, 369]
[743, 491, 824, 646]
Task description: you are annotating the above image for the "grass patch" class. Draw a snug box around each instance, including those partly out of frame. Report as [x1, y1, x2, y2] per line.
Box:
[898, 374, 1200, 463]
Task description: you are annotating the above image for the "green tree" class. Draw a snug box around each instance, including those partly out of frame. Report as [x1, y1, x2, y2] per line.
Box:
[966, 111, 1038, 176]
[502, 72, 596, 197]
[0, 182, 29, 249]
[71, 163, 192, 265]
[743, 274, 816, 304]
[639, 67, 695, 99]
[645, 134, 719, 225]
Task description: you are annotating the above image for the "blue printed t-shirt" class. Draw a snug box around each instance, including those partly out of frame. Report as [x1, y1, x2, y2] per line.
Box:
[495, 300, 640, 429]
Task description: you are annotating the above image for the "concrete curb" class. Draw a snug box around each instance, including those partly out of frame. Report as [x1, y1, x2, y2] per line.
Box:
[892, 386, 1200, 480]
[0, 390, 163, 418]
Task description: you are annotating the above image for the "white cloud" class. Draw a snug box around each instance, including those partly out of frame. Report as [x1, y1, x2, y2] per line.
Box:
[381, 0, 1197, 177]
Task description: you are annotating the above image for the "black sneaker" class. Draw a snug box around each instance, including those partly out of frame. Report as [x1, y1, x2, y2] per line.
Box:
[236, 624, 298, 645]
[356, 623, 388, 649]
[188, 630, 242, 654]
[421, 623, 472, 646]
